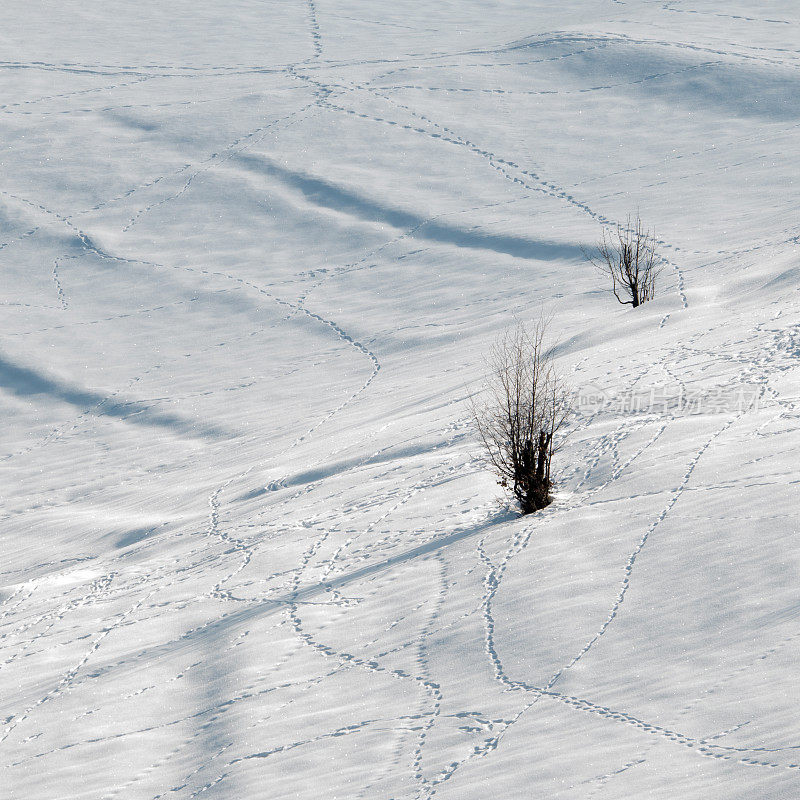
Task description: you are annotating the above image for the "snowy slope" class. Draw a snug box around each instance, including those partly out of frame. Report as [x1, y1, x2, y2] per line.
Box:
[1, 1, 799, 798]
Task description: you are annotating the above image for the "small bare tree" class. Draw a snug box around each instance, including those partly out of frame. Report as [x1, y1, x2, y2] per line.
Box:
[586, 215, 663, 308]
[471, 321, 571, 514]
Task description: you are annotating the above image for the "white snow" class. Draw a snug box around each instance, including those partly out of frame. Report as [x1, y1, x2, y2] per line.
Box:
[1, 1, 799, 798]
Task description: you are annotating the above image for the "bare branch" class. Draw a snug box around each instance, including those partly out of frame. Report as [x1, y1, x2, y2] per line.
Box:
[471, 319, 571, 514]
[584, 214, 663, 308]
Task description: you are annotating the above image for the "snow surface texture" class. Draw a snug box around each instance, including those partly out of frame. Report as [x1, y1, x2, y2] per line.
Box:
[1, 1, 799, 798]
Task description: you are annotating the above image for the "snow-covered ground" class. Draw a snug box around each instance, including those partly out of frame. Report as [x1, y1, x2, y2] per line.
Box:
[2, 2, 799, 797]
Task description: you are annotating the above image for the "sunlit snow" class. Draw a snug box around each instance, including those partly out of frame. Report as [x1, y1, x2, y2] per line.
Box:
[2, 2, 799, 798]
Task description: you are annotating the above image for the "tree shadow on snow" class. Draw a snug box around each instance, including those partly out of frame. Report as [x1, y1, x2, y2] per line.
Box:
[0, 352, 233, 440]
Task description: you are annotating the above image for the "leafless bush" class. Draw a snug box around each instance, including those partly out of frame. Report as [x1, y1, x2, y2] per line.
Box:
[585, 215, 663, 308]
[471, 321, 571, 514]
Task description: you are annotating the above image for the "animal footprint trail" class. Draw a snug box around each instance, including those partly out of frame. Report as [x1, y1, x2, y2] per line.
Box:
[0, 75, 153, 113]
[50, 257, 69, 310]
[309, 76, 692, 313]
[3, 185, 382, 444]
[378, 59, 722, 98]
[305, 0, 323, 60]
[4, 5, 800, 798]
[556, 417, 736, 678]
[121, 101, 320, 232]
[0, 573, 126, 746]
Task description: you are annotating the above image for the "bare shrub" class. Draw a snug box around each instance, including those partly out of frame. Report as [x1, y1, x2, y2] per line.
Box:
[471, 320, 571, 514]
[586, 215, 663, 308]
